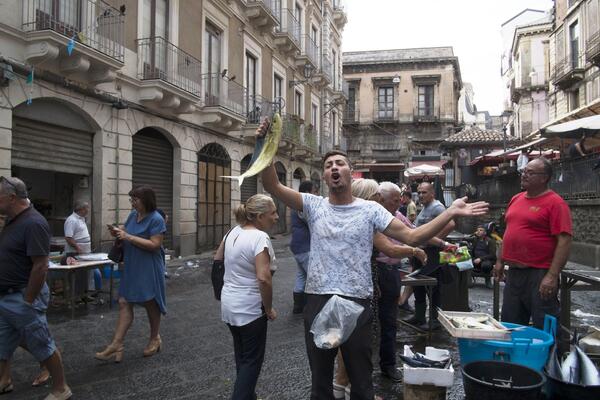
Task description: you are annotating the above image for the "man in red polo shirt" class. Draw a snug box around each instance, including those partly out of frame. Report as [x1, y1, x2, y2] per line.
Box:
[493, 157, 572, 329]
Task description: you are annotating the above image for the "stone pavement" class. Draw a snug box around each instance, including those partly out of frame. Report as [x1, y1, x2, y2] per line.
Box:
[5, 235, 600, 400]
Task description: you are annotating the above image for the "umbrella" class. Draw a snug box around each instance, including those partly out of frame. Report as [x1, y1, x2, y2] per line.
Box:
[403, 163, 445, 177]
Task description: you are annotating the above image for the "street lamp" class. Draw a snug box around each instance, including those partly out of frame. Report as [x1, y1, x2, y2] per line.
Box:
[289, 62, 315, 88]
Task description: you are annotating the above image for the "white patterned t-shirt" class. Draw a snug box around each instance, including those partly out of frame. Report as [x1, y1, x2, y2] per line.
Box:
[302, 193, 394, 299]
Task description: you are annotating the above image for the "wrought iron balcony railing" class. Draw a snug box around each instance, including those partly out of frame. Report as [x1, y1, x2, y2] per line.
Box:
[137, 37, 202, 96]
[552, 53, 585, 85]
[302, 35, 320, 66]
[22, 0, 125, 62]
[247, 0, 280, 22]
[413, 106, 440, 122]
[321, 57, 333, 82]
[275, 8, 301, 46]
[373, 106, 398, 122]
[343, 106, 359, 123]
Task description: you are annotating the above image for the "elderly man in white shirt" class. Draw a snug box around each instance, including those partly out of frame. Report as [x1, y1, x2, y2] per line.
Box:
[63, 201, 98, 295]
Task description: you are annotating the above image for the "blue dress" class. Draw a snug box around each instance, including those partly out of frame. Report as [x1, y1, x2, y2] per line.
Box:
[119, 210, 167, 314]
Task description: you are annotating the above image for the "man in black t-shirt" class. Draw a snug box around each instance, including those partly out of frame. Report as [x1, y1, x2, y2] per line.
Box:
[0, 177, 71, 399]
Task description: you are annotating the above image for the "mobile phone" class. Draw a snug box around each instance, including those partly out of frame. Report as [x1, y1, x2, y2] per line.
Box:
[106, 224, 117, 231]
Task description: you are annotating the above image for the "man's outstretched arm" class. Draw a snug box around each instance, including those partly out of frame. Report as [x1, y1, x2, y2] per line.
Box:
[261, 163, 303, 211]
[383, 197, 489, 246]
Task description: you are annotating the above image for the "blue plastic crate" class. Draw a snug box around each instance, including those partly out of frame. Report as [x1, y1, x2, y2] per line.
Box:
[458, 315, 556, 372]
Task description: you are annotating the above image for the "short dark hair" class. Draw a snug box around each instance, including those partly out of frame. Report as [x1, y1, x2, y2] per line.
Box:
[401, 191, 412, 198]
[298, 180, 314, 193]
[128, 186, 157, 212]
[322, 150, 352, 169]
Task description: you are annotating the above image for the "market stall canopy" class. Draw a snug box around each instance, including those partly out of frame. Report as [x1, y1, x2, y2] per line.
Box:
[470, 149, 559, 166]
[404, 162, 445, 177]
[541, 114, 600, 138]
[495, 137, 548, 157]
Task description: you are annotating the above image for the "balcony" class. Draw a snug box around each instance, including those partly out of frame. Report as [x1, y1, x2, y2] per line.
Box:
[22, 0, 124, 83]
[136, 37, 201, 113]
[312, 56, 332, 87]
[199, 74, 247, 132]
[296, 35, 320, 70]
[373, 107, 399, 123]
[413, 107, 440, 123]
[552, 53, 585, 89]
[274, 9, 301, 56]
[242, 0, 280, 33]
[343, 106, 359, 124]
[332, 0, 348, 29]
[586, 30, 600, 66]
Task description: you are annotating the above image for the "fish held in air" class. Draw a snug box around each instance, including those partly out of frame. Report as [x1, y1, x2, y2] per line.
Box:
[222, 113, 283, 186]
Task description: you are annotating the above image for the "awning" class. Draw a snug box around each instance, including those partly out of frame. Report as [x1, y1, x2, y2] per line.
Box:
[470, 149, 560, 166]
[542, 115, 600, 138]
[353, 162, 406, 172]
[495, 137, 548, 157]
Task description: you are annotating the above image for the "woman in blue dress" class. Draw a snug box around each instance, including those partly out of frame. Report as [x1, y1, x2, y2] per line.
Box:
[95, 186, 167, 362]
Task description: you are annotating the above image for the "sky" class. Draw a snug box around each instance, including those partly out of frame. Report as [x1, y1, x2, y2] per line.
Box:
[342, 0, 554, 115]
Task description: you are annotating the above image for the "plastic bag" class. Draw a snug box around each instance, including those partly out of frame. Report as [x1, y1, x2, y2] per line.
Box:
[455, 259, 474, 271]
[439, 246, 471, 264]
[310, 295, 364, 349]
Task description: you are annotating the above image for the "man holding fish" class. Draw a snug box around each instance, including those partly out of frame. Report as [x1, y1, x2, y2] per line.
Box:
[245, 117, 489, 400]
[494, 157, 572, 330]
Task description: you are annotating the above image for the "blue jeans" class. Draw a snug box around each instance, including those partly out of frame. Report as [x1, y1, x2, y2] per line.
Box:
[0, 284, 56, 362]
[293, 252, 310, 293]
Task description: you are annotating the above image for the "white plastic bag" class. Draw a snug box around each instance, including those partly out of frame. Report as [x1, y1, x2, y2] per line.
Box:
[310, 295, 365, 349]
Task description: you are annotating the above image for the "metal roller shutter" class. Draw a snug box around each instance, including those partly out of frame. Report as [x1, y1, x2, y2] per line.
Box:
[132, 129, 173, 248]
[12, 117, 93, 175]
[240, 156, 258, 204]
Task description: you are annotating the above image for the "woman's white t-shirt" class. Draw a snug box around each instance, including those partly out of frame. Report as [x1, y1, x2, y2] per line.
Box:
[221, 225, 276, 326]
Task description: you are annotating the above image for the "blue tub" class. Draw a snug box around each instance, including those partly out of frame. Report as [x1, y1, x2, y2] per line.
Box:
[458, 315, 556, 372]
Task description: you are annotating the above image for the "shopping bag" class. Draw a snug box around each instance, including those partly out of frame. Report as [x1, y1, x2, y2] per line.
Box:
[439, 246, 471, 264]
[310, 295, 364, 349]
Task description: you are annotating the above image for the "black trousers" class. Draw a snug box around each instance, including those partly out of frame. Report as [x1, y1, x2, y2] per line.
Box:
[501, 268, 559, 330]
[304, 294, 373, 400]
[377, 264, 401, 370]
[227, 315, 268, 400]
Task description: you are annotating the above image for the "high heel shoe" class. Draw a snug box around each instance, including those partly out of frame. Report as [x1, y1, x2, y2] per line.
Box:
[95, 343, 124, 363]
[143, 336, 162, 357]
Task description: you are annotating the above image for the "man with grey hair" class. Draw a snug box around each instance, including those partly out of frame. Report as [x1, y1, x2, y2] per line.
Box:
[64, 200, 97, 296]
[0, 176, 71, 399]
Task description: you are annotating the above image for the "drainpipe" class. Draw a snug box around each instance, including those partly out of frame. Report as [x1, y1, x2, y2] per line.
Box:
[114, 107, 120, 225]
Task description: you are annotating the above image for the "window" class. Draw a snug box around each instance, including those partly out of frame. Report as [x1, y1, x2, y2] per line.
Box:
[39, 0, 80, 28]
[347, 86, 356, 117]
[377, 86, 394, 119]
[332, 111, 338, 146]
[588, 0, 599, 39]
[204, 23, 222, 101]
[311, 103, 318, 129]
[332, 49, 337, 88]
[417, 85, 434, 116]
[274, 74, 283, 112]
[571, 88, 580, 110]
[246, 52, 258, 122]
[142, 0, 169, 73]
[294, 3, 302, 35]
[570, 21, 580, 68]
[295, 90, 303, 117]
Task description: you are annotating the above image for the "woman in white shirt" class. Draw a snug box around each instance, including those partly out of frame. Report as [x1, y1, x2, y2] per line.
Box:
[216, 194, 278, 400]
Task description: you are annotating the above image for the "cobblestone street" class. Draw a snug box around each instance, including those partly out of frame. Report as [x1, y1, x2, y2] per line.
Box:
[6, 235, 599, 400]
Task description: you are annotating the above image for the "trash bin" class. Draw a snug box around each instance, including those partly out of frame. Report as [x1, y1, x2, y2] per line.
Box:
[440, 266, 470, 311]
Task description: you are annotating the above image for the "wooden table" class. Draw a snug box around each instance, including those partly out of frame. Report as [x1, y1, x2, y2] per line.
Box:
[559, 269, 600, 351]
[397, 274, 438, 338]
[49, 259, 116, 318]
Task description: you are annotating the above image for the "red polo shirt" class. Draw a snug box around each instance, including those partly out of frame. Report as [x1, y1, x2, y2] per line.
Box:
[502, 191, 572, 269]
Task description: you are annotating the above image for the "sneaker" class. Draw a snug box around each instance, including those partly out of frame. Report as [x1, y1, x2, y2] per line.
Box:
[333, 381, 346, 400]
[381, 366, 402, 382]
[44, 386, 72, 400]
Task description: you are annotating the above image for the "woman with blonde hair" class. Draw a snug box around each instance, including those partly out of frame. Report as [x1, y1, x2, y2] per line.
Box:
[333, 179, 426, 399]
[214, 194, 278, 400]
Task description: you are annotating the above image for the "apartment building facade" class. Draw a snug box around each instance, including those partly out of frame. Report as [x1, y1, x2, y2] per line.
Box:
[342, 47, 462, 182]
[0, 0, 346, 255]
[507, 16, 552, 139]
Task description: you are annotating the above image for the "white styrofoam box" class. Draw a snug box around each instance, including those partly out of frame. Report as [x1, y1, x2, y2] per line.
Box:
[402, 345, 454, 387]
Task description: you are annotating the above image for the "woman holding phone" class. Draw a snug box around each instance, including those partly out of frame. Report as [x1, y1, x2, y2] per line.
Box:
[95, 185, 167, 362]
